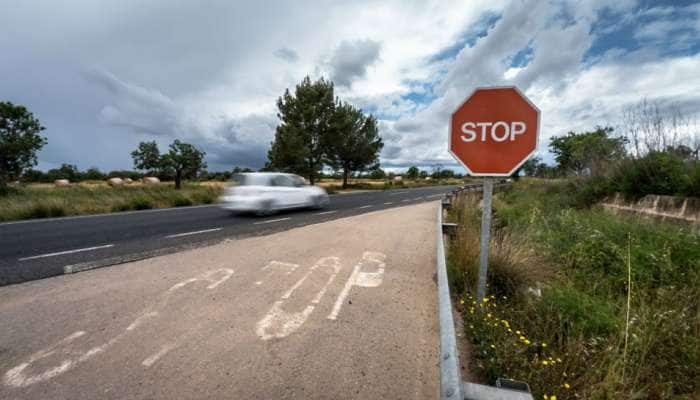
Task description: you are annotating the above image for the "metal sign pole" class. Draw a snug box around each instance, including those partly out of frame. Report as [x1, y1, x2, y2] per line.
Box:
[476, 178, 493, 304]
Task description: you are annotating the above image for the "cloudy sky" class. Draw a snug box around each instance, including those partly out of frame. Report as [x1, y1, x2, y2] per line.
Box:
[2, 0, 699, 172]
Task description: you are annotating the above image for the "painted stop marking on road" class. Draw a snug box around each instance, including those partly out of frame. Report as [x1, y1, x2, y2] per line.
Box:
[449, 86, 540, 176]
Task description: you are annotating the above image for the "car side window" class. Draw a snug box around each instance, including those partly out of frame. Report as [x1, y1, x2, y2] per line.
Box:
[271, 175, 294, 187]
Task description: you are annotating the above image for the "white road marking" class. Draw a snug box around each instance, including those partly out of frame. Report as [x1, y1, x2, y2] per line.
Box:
[383, 202, 394, 205]
[328, 252, 387, 320]
[256, 257, 341, 340]
[401, 199, 410, 202]
[412, 197, 424, 201]
[164, 227, 222, 239]
[357, 205, 373, 209]
[142, 342, 177, 367]
[253, 217, 291, 225]
[314, 210, 337, 215]
[18, 244, 114, 261]
[3, 268, 234, 388]
[426, 194, 443, 199]
[389, 191, 410, 195]
[256, 261, 299, 286]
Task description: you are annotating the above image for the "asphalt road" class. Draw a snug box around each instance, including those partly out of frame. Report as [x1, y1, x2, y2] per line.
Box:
[0, 185, 455, 286]
[1, 202, 440, 399]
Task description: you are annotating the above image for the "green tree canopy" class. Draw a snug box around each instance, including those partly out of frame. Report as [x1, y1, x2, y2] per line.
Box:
[0, 102, 47, 191]
[131, 141, 162, 175]
[405, 166, 420, 180]
[267, 76, 335, 184]
[324, 101, 383, 188]
[550, 127, 627, 177]
[162, 140, 207, 189]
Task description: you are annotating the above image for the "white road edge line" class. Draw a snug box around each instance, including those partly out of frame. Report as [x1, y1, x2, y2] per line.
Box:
[19, 244, 115, 261]
[383, 202, 394, 205]
[401, 199, 410, 202]
[358, 205, 373, 209]
[389, 191, 410, 195]
[426, 194, 443, 198]
[314, 210, 337, 215]
[253, 217, 291, 225]
[412, 197, 424, 201]
[164, 227, 222, 239]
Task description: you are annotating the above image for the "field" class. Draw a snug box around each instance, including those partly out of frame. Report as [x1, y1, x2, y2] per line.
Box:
[0, 178, 462, 222]
[317, 177, 466, 193]
[446, 179, 699, 399]
[0, 181, 225, 222]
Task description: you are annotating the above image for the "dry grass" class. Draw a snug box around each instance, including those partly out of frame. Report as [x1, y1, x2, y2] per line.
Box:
[0, 182, 223, 222]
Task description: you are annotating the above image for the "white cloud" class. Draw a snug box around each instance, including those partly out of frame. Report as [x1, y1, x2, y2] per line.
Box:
[0, 0, 698, 172]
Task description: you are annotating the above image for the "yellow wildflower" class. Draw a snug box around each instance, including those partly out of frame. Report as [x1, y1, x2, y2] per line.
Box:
[524, 339, 531, 345]
[541, 342, 547, 348]
[542, 360, 549, 366]
[563, 383, 570, 389]
[460, 299, 465, 305]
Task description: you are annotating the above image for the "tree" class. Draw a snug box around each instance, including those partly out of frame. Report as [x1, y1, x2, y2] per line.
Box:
[520, 156, 542, 177]
[405, 166, 420, 180]
[550, 127, 627, 177]
[131, 141, 162, 175]
[0, 102, 47, 191]
[47, 164, 79, 181]
[162, 140, 207, 189]
[84, 167, 105, 181]
[267, 77, 335, 184]
[324, 102, 383, 188]
[367, 166, 386, 180]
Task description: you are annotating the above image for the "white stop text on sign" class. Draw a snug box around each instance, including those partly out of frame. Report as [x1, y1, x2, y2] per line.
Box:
[460, 121, 527, 143]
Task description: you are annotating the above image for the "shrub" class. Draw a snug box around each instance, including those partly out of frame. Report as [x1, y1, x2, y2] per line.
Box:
[171, 195, 193, 207]
[130, 197, 153, 210]
[615, 152, 691, 200]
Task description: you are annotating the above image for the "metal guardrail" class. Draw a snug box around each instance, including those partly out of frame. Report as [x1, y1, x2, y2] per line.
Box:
[437, 184, 533, 400]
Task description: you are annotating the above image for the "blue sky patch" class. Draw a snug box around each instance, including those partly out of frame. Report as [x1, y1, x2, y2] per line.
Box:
[429, 12, 501, 63]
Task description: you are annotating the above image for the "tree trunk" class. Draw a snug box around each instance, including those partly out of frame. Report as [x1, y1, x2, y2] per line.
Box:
[342, 169, 349, 189]
[175, 169, 182, 189]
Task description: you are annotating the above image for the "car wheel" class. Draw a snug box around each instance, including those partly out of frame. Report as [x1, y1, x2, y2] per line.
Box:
[256, 200, 274, 216]
[312, 194, 328, 209]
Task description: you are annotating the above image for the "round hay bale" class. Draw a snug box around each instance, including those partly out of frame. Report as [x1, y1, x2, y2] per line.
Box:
[107, 177, 124, 186]
[123, 177, 133, 184]
[54, 179, 71, 187]
[392, 176, 403, 183]
[142, 176, 160, 185]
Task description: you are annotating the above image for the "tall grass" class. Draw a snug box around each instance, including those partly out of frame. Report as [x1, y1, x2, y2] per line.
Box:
[0, 182, 224, 222]
[447, 181, 699, 399]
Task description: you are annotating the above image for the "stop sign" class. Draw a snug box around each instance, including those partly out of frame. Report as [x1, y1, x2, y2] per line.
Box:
[449, 86, 539, 176]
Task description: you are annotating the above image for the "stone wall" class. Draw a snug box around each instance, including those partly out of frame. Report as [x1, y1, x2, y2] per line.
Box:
[601, 193, 700, 226]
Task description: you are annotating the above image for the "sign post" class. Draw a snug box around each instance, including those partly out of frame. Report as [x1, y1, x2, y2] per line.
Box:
[448, 86, 540, 304]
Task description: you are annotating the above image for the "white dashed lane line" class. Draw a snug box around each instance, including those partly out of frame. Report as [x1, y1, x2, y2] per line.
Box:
[164, 228, 222, 239]
[315, 210, 337, 216]
[254, 217, 292, 225]
[19, 244, 115, 261]
[401, 199, 410, 202]
[426, 194, 443, 199]
[389, 191, 410, 195]
[357, 205, 373, 209]
[383, 202, 394, 205]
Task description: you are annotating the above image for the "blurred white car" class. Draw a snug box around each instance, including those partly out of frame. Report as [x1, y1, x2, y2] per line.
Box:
[219, 172, 329, 215]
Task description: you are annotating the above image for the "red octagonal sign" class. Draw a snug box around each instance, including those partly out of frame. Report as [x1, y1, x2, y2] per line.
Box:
[449, 86, 540, 176]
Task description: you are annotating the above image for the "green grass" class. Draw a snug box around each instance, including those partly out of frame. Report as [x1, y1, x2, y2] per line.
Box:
[0, 182, 223, 222]
[447, 180, 699, 399]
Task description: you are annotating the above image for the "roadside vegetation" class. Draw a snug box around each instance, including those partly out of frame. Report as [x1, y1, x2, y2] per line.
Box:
[0, 182, 223, 222]
[446, 179, 699, 399]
